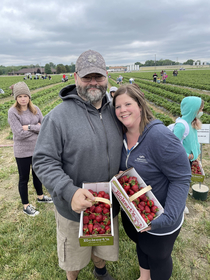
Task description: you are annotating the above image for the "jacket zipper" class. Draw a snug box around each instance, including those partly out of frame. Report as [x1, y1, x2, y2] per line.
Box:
[124, 139, 139, 168]
[99, 112, 110, 177]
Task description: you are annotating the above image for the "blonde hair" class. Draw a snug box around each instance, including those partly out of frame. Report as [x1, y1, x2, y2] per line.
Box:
[13, 99, 37, 115]
[113, 84, 154, 135]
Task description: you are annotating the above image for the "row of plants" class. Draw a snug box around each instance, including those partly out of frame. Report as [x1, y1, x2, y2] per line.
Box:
[130, 77, 210, 104]
[109, 73, 210, 124]
[120, 69, 210, 91]
[122, 77, 210, 115]
[0, 75, 74, 98]
[0, 82, 74, 130]
[108, 78, 174, 126]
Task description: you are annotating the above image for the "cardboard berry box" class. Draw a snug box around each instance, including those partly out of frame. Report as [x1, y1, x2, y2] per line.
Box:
[111, 167, 164, 232]
[191, 161, 205, 183]
[79, 182, 114, 247]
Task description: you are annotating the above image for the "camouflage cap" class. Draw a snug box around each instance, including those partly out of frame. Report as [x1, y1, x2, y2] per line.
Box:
[75, 50, 107, 78]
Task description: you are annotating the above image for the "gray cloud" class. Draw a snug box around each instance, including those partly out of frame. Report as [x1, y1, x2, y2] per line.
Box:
[0, 0, 209, 66]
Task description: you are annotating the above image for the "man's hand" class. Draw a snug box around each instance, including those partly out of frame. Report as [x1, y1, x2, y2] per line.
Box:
[71, 188, 95, 213]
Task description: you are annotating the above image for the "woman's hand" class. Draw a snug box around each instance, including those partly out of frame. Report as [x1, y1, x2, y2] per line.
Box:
[140, 225, 152, 233]
[22, 125, 28, 131]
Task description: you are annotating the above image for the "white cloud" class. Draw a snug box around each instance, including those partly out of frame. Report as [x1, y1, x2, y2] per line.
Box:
[0, 0, 210, 66]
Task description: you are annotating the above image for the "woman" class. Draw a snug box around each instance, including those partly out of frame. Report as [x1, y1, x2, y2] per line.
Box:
[174, 96, 204, 166]
[113, 84, 191, 280]
[8, 82, 52, 217]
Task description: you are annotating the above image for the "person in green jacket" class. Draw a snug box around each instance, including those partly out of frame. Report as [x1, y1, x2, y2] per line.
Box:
[174, 96, 204, 214]
[174, 96, 204, 165]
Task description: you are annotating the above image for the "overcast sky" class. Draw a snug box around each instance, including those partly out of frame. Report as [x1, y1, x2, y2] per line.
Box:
[1, 0, 210, 67]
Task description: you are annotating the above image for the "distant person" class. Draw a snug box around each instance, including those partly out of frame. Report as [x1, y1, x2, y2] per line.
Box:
[9, 84, 15, 96]
[157, 77, 161, 84]
[8, 82, 53, 217]
[162, 72, 168, 83]
[153, 73, 158, 82]
[160, 70, 164, 76]
[173, 96, 204, 167]
[129, 78, 134, 84]
[173, 96, 204, 214]
[108, 86, 118, 101]
[118, 75, 123, 85]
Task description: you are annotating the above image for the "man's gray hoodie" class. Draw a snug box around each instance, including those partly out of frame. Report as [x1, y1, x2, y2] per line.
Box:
[33, 84, 123, 221]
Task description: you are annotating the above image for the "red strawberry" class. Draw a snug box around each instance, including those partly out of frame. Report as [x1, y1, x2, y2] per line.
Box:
[119, 175, 129, 184]
[92, 191, 98, 197]
[95, 206, 102, 213]
[139, 194, 148, 202]
[128, 176, 138, 186]
[89, 205, 96, 213]
[147, 200, 154, 207]
[147, 214, 154, 221]
[89, 213, 96, 220]
[98, 191, 105, 197]
[83, 216, 89, 224]
[138, 204, 145, 212]
[93, 224, 101, 234]
[105, 225, 111, 234]
[88, 222, 93, 234]
[104, 203, 110, 209]
[98, 203, 105, 208]
[99, 228, 106, 234]
[144, 205, 151, 213]
[128, 189, 135, 196]
[83, 224, 88, 234]
[96, 214, 103, 223]
[103, 208, 110, 215]
[139, 201, 146, 206]
[123, 183, 130, 192]
[103, 193, 110, 199]
[131, 184, 139, 193]
[88, 189, 94, 194]
[151, 205, 159, 213]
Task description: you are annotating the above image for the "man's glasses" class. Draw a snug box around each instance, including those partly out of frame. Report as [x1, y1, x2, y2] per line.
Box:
[79, 74, 106, 83]
[110, 91, 116, 94]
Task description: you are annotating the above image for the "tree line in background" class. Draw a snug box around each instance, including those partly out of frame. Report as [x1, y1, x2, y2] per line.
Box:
[0, 62, 76, 75]
[0, 59, 206, 75]
[135, 59, 197, 67]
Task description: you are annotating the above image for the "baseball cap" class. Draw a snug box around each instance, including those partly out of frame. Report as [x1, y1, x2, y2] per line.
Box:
[75, 50, 107, 78]
[110, 86, 118, 92]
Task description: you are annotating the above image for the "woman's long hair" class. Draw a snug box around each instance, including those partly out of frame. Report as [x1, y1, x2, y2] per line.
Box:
[113, 84, 155, 135]
[13, 99, 37, 115]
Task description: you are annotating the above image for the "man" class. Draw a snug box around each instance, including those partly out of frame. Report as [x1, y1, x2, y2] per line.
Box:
[33, 50, 122, 280]
[153, 73, 158, 82]
[129, 78, 134, 84]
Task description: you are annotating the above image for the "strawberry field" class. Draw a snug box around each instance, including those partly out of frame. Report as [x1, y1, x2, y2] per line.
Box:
[0, 70, 210, 280]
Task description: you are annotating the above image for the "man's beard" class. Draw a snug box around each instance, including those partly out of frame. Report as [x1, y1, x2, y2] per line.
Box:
[76, 84, 107, 104]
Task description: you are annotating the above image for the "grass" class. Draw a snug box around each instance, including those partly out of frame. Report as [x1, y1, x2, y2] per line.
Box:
[0, 189, 210, 280]
[0, 79, 210, 279]
[0, 143, 210, 280]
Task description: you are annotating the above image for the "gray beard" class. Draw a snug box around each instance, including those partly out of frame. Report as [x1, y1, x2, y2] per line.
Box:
[76, 84, 107, 104]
